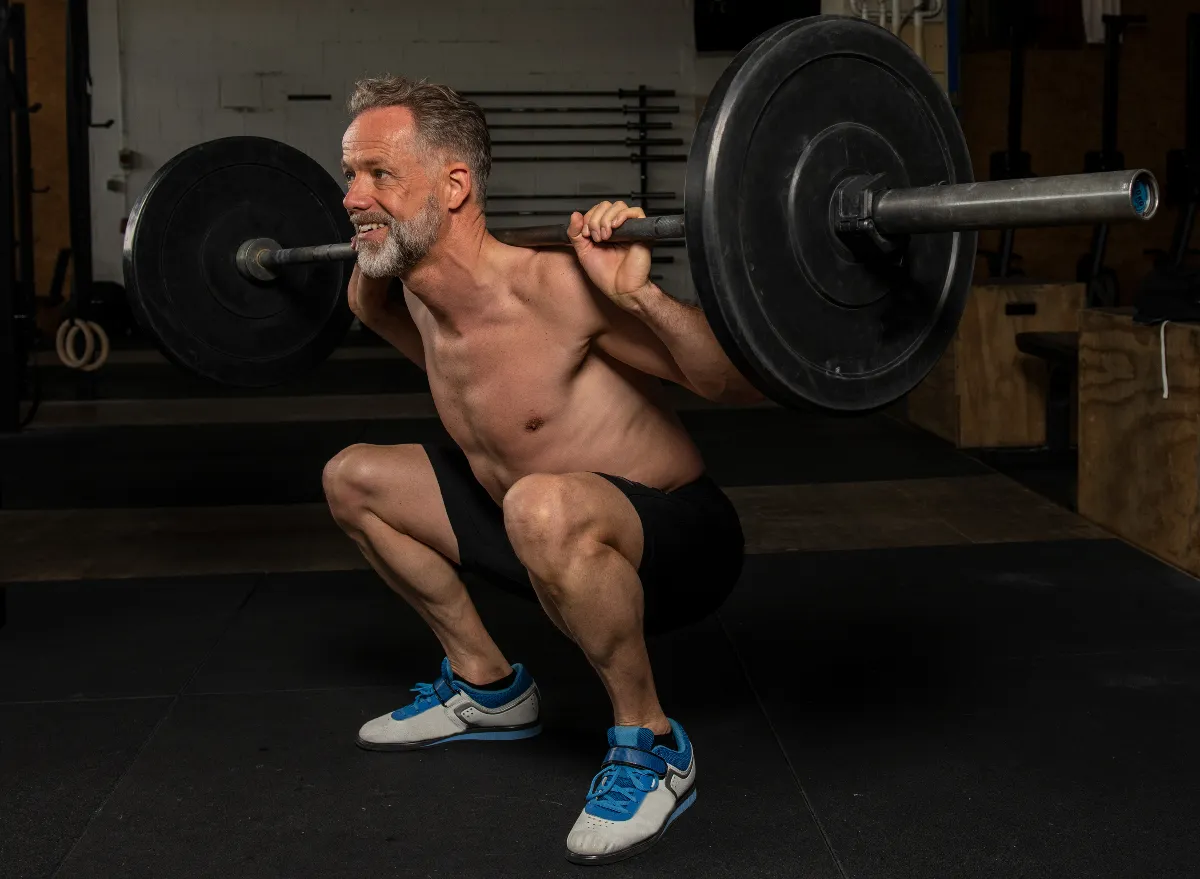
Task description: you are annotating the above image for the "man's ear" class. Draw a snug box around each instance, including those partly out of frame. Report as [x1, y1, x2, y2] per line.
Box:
[446, 163, 472, 210]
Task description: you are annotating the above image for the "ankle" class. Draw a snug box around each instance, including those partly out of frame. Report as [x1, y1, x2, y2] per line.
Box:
[449, 659, 513, 688]
[615, 714, 671, 737]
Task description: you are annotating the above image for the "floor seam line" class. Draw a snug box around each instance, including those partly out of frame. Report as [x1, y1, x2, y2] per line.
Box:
[48, 576, 262, 878]
[48, 696, 180, 877]
[716, 610, 851, 879]
[0, 693, 176, 706]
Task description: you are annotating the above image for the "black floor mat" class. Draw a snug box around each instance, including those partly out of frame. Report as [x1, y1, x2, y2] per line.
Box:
[184, 570, 450, 695]
[721, 540, 1200, 663]
[719, 541, 1200, 878]
[7, 537, 1200, 877]
[0, 576, 254, 701]
[751, 648, 1200, 879]
[0, 699, 172, 879]
[35, 574, 836, 879]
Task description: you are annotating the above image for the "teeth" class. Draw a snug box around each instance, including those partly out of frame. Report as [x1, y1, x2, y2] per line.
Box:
[356, 223, 386, 233]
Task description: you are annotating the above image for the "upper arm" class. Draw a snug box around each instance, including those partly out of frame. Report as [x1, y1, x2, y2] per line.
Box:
[360, 280, 426, 371]
[591, 293, 695, 390]
[533, 253, 693, 390]
[392, 285, 428, 371]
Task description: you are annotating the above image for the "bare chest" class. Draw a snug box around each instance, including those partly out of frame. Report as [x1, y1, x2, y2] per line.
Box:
[422, 318, 589, 451]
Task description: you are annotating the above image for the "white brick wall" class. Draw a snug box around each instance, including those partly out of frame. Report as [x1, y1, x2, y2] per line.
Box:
[89, 0, 732, 298]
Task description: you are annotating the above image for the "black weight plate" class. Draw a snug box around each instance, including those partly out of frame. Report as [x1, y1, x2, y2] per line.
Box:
[123, 137, 354, 387]
[686, 15, 975, 412]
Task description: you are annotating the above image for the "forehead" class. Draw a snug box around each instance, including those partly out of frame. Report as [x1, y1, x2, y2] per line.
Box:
[341, 106, 419, 163]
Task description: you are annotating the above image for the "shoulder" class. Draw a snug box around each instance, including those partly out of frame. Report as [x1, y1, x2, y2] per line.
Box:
[513, 247, 606, 329]
[528, 248, 589, 292]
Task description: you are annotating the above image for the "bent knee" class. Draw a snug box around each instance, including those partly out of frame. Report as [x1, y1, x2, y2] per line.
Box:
[503, 474, 597, 556]
[323, 443, 418, 527]
[323, 444, 374, 526]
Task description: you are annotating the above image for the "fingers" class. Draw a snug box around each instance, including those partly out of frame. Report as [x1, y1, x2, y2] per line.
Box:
[581, 201, 646, 242]
[581, 202, 609, 240]
[567, 210, 587, 242]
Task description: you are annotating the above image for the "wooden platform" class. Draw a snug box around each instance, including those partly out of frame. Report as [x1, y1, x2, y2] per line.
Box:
[1078, 308, 1200, 577]
[906, 281, 1084, 448]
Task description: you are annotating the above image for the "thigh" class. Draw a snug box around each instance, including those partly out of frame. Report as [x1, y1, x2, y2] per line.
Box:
[423, 445, 532, 593]
[601, 474, 745, 634]
[346, 443, 462, 565]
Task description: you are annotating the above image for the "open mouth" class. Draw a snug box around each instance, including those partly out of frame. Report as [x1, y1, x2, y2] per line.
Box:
[354, 222, 388, 242]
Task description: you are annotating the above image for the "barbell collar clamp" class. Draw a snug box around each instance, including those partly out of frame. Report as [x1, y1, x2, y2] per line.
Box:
[831, 173, 906, 261]
[234, 238, 282, 283]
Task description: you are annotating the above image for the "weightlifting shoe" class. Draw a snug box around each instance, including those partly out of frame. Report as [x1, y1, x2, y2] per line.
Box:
[565, 720, 697, 865]
[356, 657, 541, 751]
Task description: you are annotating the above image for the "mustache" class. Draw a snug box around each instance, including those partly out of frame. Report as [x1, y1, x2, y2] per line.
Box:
[351, 214, 393, 227]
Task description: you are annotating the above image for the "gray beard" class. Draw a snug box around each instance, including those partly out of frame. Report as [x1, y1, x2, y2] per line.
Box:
[356, 193, 442, 279]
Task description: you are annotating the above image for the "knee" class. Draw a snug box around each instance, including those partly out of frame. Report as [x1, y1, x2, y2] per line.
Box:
[503, 474, 599, 573]
[322, 444, 381, 529]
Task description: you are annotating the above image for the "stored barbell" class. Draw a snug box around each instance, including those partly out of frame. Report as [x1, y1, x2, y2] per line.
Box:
[122, 15, 1160, 409]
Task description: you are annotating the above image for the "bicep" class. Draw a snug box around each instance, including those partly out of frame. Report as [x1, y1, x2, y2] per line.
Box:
[592, 294, 694, 390]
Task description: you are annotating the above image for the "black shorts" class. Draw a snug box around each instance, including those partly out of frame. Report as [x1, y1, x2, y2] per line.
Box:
[423, 444, 744, 636]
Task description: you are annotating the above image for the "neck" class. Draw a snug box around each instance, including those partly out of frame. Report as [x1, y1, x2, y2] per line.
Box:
[401, 210, 497, 327]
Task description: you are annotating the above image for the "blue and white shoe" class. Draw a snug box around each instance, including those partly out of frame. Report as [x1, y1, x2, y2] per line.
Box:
[356, 657, 541, 751]
[565, 720, 697, 865]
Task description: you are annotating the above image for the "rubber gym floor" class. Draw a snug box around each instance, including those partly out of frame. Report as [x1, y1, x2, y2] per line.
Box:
[2, 341, 1198, 878]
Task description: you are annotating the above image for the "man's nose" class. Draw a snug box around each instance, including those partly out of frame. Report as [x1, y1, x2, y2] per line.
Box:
[343, 180, 373, 213]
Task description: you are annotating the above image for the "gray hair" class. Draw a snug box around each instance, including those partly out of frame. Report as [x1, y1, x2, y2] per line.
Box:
[347, 76, 491, 205]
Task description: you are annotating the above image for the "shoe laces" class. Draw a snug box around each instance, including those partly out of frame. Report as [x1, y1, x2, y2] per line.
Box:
[391, 681, 450, 720]
[585, 764, 660, 816]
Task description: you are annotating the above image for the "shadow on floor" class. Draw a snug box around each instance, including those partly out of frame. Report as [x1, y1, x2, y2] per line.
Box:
[967, 447, 1078, 512]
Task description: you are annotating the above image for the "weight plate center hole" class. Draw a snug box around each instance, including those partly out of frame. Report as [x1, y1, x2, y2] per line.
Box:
[787, 122, 909, 310]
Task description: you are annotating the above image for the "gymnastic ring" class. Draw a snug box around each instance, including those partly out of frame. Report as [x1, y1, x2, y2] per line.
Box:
[79, 321, 111, 372]
[55, 318, 95, 369]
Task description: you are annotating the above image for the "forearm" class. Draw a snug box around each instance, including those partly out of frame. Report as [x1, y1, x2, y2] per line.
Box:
[625, 283, 763, 403]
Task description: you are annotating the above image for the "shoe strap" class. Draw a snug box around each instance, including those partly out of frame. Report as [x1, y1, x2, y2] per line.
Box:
[603, 746, 668, 777]
[432, 677, 457, 704]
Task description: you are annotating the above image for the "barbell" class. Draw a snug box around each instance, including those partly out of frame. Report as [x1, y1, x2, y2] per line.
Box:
[122, 15, 1159, 410]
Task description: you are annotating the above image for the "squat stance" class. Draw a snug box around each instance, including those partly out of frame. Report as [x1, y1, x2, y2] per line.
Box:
[323, 76, 756, 866]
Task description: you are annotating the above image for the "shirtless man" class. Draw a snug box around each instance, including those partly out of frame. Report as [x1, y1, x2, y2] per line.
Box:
[323, 76, 760, 866]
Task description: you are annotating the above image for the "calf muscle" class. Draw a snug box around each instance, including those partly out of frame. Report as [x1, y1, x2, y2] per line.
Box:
[323, 443, 509, 685]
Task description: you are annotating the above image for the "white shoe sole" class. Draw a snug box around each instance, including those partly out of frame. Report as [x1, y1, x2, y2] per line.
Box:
[565, 787, 698, 866]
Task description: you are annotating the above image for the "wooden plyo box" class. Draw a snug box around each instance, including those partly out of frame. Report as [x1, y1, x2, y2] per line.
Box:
[905, 281, 1085, 448]
[1078, 309, 1200, 577]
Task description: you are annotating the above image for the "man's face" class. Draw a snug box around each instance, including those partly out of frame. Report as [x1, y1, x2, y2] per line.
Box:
[341, 107, 443, 278]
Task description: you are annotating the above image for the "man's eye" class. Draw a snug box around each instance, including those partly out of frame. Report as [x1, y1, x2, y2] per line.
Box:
[373, 169, 388, 179]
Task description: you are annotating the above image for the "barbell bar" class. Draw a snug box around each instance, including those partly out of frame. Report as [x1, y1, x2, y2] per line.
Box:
[121, 15, 1165, 407]
[234, 168, 1157, 282]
